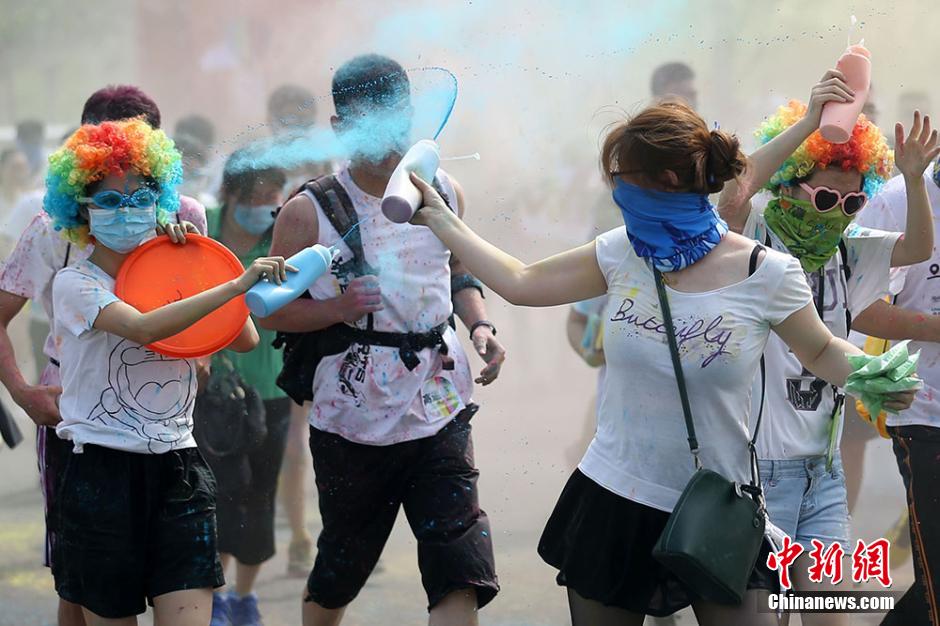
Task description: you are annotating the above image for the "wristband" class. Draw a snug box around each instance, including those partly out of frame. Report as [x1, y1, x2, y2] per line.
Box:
[469, 320, 497, 339]
[451, 273, 485, 298]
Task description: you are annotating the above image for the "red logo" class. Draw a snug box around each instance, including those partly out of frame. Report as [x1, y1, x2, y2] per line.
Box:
[766, 536, 804, 590]
[852, 539, 892, 588]
[807, 539, 845, 584]
[767, 536, 892, 588]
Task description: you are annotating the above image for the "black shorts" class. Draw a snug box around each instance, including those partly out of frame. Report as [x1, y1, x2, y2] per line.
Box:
[538, 469, 778, 617]
[40, 425, 72, 568]
[52, 444, 224, 618]
[206, 397, 292, 565]
[305, 405, 499, 611]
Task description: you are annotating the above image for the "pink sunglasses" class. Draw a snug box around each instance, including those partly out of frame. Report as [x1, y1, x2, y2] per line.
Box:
[798, 182, 868, 217]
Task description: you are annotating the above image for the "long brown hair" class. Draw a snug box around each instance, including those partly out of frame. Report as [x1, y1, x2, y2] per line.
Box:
[600, 100, 746, 194]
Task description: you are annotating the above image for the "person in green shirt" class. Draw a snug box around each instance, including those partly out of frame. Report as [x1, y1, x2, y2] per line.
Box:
[203, 149, 289, 626]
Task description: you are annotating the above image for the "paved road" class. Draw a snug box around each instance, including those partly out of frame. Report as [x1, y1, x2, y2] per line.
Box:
[0, 304, 916, 625]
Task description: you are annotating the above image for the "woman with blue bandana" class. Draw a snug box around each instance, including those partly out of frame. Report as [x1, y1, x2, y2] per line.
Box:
[718, 69, 939, 626]
[408, 91, 915, 624]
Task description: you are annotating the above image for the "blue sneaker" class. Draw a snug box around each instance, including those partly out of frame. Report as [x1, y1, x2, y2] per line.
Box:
[210, 591, 233, 626]
[230, 592, 263, 626]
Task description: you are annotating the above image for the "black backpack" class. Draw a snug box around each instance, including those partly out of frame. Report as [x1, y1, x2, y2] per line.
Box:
[192, 353, 267, 457]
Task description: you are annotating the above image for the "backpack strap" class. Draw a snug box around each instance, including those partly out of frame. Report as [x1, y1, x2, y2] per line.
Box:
[838, 239, 852, 332]
[298, 174, 377, 330]
[301, 175, 377, 278]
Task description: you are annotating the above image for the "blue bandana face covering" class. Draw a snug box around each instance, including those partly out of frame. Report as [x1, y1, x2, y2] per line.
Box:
[612, 180, 728, 272]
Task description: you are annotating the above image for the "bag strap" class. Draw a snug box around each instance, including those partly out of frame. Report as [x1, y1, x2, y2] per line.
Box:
[653, 267, 701, 468]
[653, 244, 767, 489]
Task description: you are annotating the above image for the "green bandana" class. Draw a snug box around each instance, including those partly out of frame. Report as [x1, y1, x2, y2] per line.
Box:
[763, 196, 854, 272]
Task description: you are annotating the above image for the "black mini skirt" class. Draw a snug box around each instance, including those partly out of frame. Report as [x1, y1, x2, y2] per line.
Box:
[538, 469, 778, 617]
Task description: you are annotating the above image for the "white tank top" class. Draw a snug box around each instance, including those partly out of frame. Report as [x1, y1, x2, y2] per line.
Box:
[305, 167, 474, 445]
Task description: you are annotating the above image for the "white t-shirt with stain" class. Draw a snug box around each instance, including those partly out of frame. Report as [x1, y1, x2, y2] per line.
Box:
[856, 170, 940, 429]
[578, 227, 812, 512]
[52, 260, 198, 454]
[743, 200, 899, 459]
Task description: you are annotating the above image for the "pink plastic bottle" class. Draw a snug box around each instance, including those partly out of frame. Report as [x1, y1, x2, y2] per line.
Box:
[819, 43, 871, 144]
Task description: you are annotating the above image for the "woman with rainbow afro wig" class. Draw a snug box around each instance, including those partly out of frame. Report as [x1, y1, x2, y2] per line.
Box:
[45, 118, 290, 624]
[718, 69, 939, 626]
[44, 118, 183, 246]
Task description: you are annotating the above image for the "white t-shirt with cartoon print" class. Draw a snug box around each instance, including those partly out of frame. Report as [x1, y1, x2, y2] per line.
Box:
[743, 199, 900, 459]
[52, 260, 197, 454]
[578, 227, 812, 512]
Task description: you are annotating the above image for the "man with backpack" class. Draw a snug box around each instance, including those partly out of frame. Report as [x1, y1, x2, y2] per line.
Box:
[262, 54, 505, 626]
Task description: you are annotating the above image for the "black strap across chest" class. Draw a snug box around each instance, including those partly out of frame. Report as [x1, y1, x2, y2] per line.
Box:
[653, 243, 765, 491]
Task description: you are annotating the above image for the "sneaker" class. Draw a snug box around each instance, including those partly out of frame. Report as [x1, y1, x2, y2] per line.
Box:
[287, 536, 313, 578]
[230, 592, 263, 626]
[210, 592, 233, 626]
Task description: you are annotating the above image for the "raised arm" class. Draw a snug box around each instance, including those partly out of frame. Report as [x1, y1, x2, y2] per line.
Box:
[772, 303, 913, 412]
[411, 173, 607, 307]
[888, 111, 940, 267]
[718, 70, 855, 233]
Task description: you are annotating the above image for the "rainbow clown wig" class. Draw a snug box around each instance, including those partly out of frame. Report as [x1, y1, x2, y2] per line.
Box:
[755, 100, 894, 197]
[44, 118, 183, 244]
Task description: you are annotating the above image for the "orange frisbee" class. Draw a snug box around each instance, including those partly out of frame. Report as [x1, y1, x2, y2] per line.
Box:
[115, 234, 248, 358]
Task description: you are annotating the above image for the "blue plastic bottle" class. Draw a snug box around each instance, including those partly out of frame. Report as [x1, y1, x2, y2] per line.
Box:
[245, 244, 337, 317]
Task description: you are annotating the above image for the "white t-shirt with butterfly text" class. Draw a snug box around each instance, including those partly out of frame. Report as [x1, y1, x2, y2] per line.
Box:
[579, 227, 812, 512]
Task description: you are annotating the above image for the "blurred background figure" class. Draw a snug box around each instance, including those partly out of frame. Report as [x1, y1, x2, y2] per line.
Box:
[175, 114, 220, 208]
[267, 84, 317, 136]
[176, 113, 217, 147]
[199, 149, 289, 626]
[0, 148, 33, 251]
[266, 84, 329, 579]
[650, 61, 698, 110]
[13, 120, 45, 184]
[266, 84, 333, 193]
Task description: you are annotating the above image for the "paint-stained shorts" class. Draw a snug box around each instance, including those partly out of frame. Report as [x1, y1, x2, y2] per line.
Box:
[305, 404, 499, 611]
[52, 444, 224, 618]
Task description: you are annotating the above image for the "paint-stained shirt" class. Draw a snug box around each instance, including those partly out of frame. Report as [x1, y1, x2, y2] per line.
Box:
[578, 226, 811, 513]
[856, 170, 940, 429]
[0, 197, 207, 385]
[305, 167, 474, 445]
[52, 260, 197, 454]
[743, 200, 899, 459]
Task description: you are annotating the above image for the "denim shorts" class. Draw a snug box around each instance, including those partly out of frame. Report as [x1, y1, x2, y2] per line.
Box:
[758, 454, 850, 551]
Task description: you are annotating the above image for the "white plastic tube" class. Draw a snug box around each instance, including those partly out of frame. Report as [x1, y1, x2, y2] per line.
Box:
[381, 139, 441, 223]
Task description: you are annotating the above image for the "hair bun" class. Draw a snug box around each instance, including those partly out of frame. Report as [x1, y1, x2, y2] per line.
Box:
[704, 129, 746, 192]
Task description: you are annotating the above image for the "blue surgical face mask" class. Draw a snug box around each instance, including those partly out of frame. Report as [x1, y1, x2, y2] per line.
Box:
[89, 207, 157, 253]
[612, 179, 728, 272]
[233, 203, 276, 235]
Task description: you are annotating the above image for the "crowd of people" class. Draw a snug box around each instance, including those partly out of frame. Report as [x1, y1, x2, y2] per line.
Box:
[2, 49, 940, 626]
